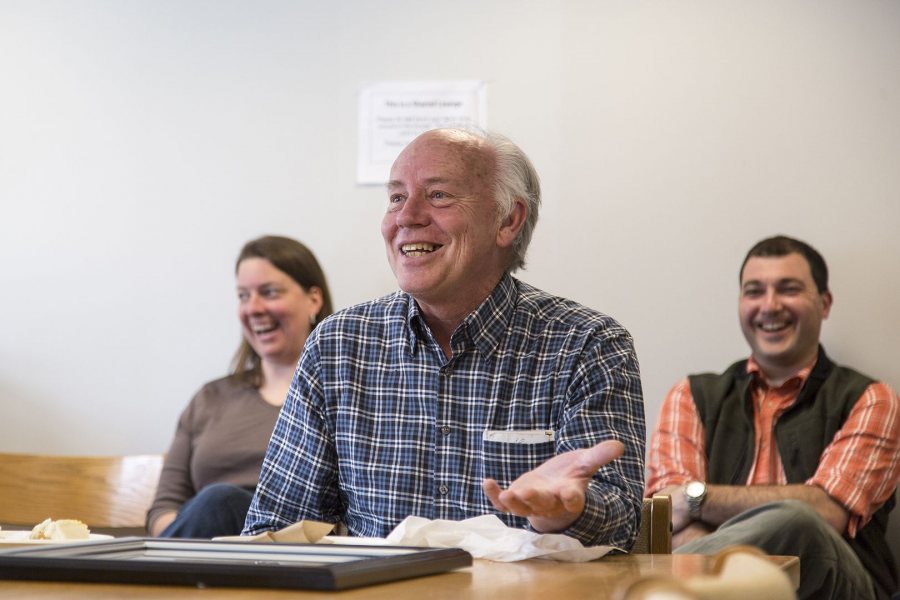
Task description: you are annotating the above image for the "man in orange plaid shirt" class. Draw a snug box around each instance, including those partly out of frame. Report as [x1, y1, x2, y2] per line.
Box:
[646, 235, 899, 600]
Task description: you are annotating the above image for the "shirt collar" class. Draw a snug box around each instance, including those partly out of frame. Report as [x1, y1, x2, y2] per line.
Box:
[403, 295, 425, 354]
[402, 273, 517, 359]
[459, 272, 517, 359]
[746, 355, 815, 390]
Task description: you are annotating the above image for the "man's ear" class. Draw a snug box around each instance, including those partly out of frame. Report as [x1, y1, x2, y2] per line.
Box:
[496, 199, 528, 249]
[820, 290, 833, 319]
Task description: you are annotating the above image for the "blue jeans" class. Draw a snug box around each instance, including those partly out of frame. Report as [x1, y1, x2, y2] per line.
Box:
[678, 500, 877, 600]
[160, 483, 254, 539]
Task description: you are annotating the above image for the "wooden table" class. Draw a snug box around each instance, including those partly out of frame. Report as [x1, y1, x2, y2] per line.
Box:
[0, 554, 799, 599]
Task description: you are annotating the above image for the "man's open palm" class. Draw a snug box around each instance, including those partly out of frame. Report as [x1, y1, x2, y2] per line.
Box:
[482, 439, 625, 533]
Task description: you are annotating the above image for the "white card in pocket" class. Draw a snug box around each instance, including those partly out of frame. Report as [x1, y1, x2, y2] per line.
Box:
[482, 429, 556, 444]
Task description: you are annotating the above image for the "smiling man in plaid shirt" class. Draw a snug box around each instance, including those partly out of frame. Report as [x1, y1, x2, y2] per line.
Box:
[646, 235, 899, 600]
[243, 129, 646, 550]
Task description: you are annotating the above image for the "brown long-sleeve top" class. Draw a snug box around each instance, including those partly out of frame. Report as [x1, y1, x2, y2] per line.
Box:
[146, 375, 282, 532]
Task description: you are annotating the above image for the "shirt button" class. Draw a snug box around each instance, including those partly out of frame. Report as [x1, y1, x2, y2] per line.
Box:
[438, 484, 449, 495]
[440, 425, 451, 436]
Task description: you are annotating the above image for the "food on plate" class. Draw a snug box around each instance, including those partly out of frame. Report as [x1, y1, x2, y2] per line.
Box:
[29, 518, 91, 540]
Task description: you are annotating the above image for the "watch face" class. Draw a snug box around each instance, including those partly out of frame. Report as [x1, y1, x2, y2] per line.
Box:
[685, 481, 705, 498]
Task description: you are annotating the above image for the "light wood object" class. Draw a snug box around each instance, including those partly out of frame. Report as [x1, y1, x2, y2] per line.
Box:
[631, 494, 672, 554]
[614, 545, 796, 600]
[0, 452, 163, 534]
[0, 554, 799, 599]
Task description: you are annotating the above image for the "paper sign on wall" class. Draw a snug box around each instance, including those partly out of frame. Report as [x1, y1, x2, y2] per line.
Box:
[357, 80, 487, 185]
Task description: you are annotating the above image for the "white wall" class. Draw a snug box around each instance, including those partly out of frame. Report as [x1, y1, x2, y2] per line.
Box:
[1, 0, 898, 460]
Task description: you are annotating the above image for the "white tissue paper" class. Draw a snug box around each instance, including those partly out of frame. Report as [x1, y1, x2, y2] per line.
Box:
[383, 514, 617, 562]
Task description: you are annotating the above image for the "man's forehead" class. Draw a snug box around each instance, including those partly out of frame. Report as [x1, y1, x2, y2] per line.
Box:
[389, 133, 492, 184]
[741, 253, 814, 284]
[406, 132, 482, 160]
[387, 175, 457, 190]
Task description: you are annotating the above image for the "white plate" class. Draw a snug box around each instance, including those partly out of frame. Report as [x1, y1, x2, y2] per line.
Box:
[0, 530, 113, 548]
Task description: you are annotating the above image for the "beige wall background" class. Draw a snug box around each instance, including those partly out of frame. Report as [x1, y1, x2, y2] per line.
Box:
[1, 1, 898, 466]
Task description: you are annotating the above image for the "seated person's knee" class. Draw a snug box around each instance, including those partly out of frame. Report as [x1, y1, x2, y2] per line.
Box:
[193, 483, 250, 504]
[757, 499, 830, 536]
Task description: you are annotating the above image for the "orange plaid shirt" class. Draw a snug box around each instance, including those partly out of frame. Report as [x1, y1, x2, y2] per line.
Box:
[646, 356, 900, 537]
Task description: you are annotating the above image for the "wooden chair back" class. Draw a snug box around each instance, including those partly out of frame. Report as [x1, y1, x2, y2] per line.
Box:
[0, 452, 163, 535]
[631, 494, 673, 554]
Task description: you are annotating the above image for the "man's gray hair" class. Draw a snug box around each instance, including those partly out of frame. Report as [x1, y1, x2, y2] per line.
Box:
[483, 132, 542, 273]
[424, 128, 542, 272]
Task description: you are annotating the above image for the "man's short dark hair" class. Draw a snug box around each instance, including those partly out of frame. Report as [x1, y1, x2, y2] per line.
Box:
[740, 235, 829, 293]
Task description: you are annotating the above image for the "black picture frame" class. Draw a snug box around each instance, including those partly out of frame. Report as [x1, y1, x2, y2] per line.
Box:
[0, 537, 472, 591]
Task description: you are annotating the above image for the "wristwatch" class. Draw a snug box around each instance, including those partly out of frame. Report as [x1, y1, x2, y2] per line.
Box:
[683, 480, 707, 520]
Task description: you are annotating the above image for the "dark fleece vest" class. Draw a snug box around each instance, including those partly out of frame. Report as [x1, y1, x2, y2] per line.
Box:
[688, 347, 896, 599]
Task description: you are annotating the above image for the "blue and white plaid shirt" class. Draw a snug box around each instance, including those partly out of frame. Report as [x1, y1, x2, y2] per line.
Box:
[244, 274, 645, 548]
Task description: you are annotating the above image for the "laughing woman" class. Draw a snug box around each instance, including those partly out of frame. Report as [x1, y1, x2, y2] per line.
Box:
[147, 235, 333, 538]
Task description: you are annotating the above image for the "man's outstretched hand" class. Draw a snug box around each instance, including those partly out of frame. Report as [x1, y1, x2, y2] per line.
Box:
[481, 439, 625, 533]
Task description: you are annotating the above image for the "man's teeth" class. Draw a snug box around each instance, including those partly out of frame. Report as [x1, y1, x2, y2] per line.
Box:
[760, 321, 788, 332]
[401, 243, 439, 257]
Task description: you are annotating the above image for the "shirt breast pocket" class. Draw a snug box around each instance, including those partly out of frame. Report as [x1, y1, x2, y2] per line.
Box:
[482, 431, 556, 488]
